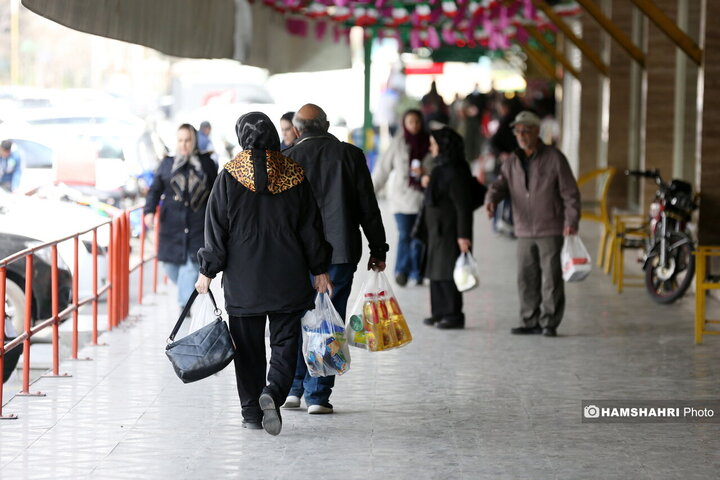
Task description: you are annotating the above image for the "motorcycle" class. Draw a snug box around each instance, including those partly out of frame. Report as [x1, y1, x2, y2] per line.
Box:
[625, 169, 698, 304]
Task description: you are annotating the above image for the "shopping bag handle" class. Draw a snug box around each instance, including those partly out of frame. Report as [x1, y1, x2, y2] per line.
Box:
[167, 289, 220, 342]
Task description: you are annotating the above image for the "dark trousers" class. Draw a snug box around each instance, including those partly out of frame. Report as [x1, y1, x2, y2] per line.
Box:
[516, 236, 565, 329]
[229, 312, 301, 423]
[394, 213, 424, 282]
[289, 263, 356, 407]
[430, 280, 463, 321]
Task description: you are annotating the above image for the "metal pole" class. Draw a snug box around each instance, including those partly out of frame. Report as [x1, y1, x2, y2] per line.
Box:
[92, 230, 98, 344]
[51, 246, 59, 375]
[10, 0, 20, 84]
[72, 238, 79, 358]
[138, 211, 146, 305]
[21, 255, 32, 393]
[363, 29, 373, 152]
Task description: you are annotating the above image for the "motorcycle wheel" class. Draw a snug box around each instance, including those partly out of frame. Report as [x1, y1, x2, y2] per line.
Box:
[644, 231, 695, 304]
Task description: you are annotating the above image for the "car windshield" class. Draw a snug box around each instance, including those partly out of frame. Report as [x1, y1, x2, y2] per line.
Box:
[10, 139, 53, 168]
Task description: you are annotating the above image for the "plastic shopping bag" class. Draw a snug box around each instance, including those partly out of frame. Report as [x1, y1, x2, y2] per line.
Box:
[187, 292, 221, 335]
[561, 235, 592, 282]
[346, 271, 413, 352]
[453, 252, 480, 292]
[301, 293, 351, 377]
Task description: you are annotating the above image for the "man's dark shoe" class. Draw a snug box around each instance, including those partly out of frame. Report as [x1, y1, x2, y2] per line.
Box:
[259, 393, 282, 436]
[436, 318, 464, 329]
[510, 325, 543, 335]
[395, 273, 408, 287]
[542, 327, 557, 337]
[242, 420, 263, 430]
[423, 316, 441, 326]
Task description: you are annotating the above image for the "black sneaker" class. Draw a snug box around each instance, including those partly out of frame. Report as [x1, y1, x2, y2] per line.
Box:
[259, 393, 282, 436]
[436, 318, 464, 329]
[510, 325, 543, 335]
[542, 327, 557, 337]
[395, 273, 408, 286]
[423, 316, 441, 326]
[242, 420, 263, 430]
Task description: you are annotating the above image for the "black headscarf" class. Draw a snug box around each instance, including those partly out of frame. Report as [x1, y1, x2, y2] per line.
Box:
[425, 127, 470, 206]
[236, 112, 281, 151]
[235, 112, 282, 193]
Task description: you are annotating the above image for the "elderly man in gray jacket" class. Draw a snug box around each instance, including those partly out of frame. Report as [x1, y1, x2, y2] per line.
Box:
[485, 111, 580, 337]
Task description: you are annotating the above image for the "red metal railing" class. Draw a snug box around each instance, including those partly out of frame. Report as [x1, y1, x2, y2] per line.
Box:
[0, 205, 160, 418]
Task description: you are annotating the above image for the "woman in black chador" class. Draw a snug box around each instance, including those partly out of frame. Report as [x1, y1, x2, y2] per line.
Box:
[421, 127, 473, 329]
[195, 112, 332, 436]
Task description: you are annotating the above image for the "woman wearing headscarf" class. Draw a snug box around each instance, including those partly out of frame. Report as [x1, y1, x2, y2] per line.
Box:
[420, 127, 473, 329]
[195, 112, 332, 436]
[372, 109, 432, 287]
[143, 124, 217, 309]
[279, 111, 297, 150]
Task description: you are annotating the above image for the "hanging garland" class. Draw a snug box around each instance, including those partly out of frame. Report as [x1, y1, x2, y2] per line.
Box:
[255, 0, 578, 50]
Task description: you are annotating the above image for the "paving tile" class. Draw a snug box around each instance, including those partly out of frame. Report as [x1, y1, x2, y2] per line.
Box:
[1, 210, 719, 479]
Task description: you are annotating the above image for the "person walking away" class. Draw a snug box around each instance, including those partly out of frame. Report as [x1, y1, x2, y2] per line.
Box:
[143, 124, 217, 310]
[421, 80, 450, 127]
[0, 140, 22, 192]
[485, 111, 580, 337]
[419, 127, 474, 330]
[279, 111, 297, 150]
[372, 109, 431, 287]
[283, 103, 389, 414]
[197, 120, 218, 166]
[195, 112, 332, 436]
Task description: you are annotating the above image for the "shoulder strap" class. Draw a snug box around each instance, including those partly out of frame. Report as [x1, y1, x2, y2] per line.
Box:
[167, 290, 219, 342]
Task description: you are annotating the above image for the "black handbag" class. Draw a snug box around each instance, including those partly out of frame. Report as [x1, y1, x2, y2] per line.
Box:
[165, 290, 235, 383]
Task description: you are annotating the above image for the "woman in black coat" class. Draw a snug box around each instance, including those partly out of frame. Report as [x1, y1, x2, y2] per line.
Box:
[143, 124, 217, 308]
[421, 127, 473, 329]
[195, 112, 332, 436]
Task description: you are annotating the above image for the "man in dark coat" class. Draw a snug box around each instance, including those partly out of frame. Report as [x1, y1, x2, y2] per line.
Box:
[195, 112, 332, 436]
[282, 103, 389, 414]
[143, 124, 217, 308]
[485, 111, 580, 337]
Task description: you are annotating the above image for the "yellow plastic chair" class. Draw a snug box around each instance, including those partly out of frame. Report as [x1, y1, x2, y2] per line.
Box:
[576, 167, 616, 270]
[611, 214, 649, 292]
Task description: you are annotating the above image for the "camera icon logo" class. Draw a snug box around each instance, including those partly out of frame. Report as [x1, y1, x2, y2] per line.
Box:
[584, 405, 600, 418]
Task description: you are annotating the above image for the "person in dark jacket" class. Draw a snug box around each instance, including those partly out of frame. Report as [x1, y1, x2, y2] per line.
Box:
[420, 127, 474, 330]
[282, 103, 389, 414]
[143, 124, 217, 308]
[195, 112, 332, 436]
[485, 111, 580, 337]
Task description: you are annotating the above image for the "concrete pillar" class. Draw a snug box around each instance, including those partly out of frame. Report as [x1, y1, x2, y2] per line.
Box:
[696, 0, 720, 244]
[642, 0, 678, 210]
[678, 0, 700, 184]
[577, 6, 605, 176]
[605, 0, 639, 212]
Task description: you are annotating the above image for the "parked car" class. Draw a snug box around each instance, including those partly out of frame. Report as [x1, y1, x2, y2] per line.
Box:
[0, 108, 166, 205]
[0, 189, 109, 302]
[1, 231, 73, 383]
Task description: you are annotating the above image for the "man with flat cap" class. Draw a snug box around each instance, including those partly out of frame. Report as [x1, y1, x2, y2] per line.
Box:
[485, 110, 580, 338]
[282, 103, 389, 414]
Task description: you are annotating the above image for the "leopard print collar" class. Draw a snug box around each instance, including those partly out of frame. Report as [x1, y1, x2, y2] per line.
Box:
[225, 150, 305, 194]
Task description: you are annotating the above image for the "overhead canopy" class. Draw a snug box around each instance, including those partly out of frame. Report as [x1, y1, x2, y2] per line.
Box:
[20, 0, 352, 73]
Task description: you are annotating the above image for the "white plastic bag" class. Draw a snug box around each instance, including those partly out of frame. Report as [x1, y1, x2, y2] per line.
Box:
[561, 235, 592, 282]
[186, 293, 220, 335]
[345, 271, 413, 352]
[453, 252, 480, 292]
[301, 293, 351, 377]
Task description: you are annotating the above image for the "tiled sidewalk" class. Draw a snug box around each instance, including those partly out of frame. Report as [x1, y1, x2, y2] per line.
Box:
[1, 210, 719, 479]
